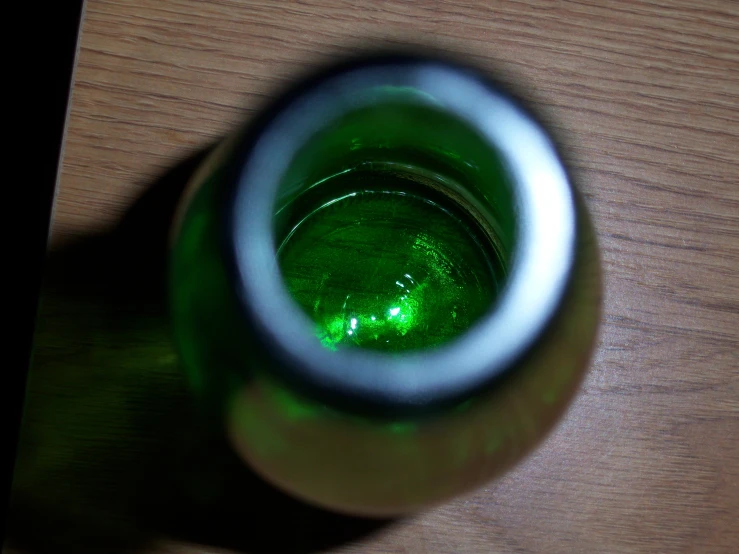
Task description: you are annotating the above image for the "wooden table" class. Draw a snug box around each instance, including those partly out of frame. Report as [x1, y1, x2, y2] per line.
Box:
[7, 1, 738, 553]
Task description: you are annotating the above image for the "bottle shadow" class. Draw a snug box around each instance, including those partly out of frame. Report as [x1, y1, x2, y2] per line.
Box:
[6, 148, 389, 554]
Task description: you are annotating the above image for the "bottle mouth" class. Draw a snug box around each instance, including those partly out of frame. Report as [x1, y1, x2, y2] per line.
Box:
[227, 56, 576, 415]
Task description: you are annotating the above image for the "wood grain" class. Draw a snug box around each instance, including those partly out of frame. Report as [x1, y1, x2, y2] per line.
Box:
[8, 1, 739, 553]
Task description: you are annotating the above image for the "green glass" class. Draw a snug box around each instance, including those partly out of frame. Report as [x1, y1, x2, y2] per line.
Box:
[170, 57, 601, 517]
[278, 167, 503, 353]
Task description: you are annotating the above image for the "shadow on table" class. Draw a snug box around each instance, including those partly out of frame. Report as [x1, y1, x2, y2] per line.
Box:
[6, 148, 389, 554]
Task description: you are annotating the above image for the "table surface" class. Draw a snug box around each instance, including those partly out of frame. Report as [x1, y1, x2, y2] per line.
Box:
[7, 1, 739, 553]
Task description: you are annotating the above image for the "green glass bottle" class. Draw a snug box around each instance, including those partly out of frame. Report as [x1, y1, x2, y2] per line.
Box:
[170, 56, 600, 516]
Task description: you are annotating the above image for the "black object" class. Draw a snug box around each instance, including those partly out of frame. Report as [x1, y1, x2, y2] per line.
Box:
[3, 0, 86, 540]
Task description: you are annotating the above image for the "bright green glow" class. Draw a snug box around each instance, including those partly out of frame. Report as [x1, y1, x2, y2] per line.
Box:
[278, 169, 501, 353]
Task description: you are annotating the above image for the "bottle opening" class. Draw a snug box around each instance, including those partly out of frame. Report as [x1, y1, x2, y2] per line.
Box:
[273, 102, 516, 354]
[229, 58, 576, 412]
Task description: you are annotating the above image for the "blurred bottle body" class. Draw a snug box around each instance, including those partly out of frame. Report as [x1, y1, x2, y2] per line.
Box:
[170, 56, 601, 516]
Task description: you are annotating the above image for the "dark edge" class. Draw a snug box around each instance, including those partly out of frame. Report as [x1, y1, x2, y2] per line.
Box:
[2, 0, 86, 542]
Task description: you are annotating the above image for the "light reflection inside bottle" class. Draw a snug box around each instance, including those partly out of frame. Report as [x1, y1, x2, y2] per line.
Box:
[315, 272, 422, 351]
[278, 182, 500, 354]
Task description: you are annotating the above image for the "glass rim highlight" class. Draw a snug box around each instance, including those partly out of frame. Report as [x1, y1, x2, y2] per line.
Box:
[227, 56, 577, 415]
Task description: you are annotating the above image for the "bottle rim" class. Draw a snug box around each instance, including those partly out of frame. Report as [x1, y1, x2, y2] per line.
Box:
[226, 56, 577, 416]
